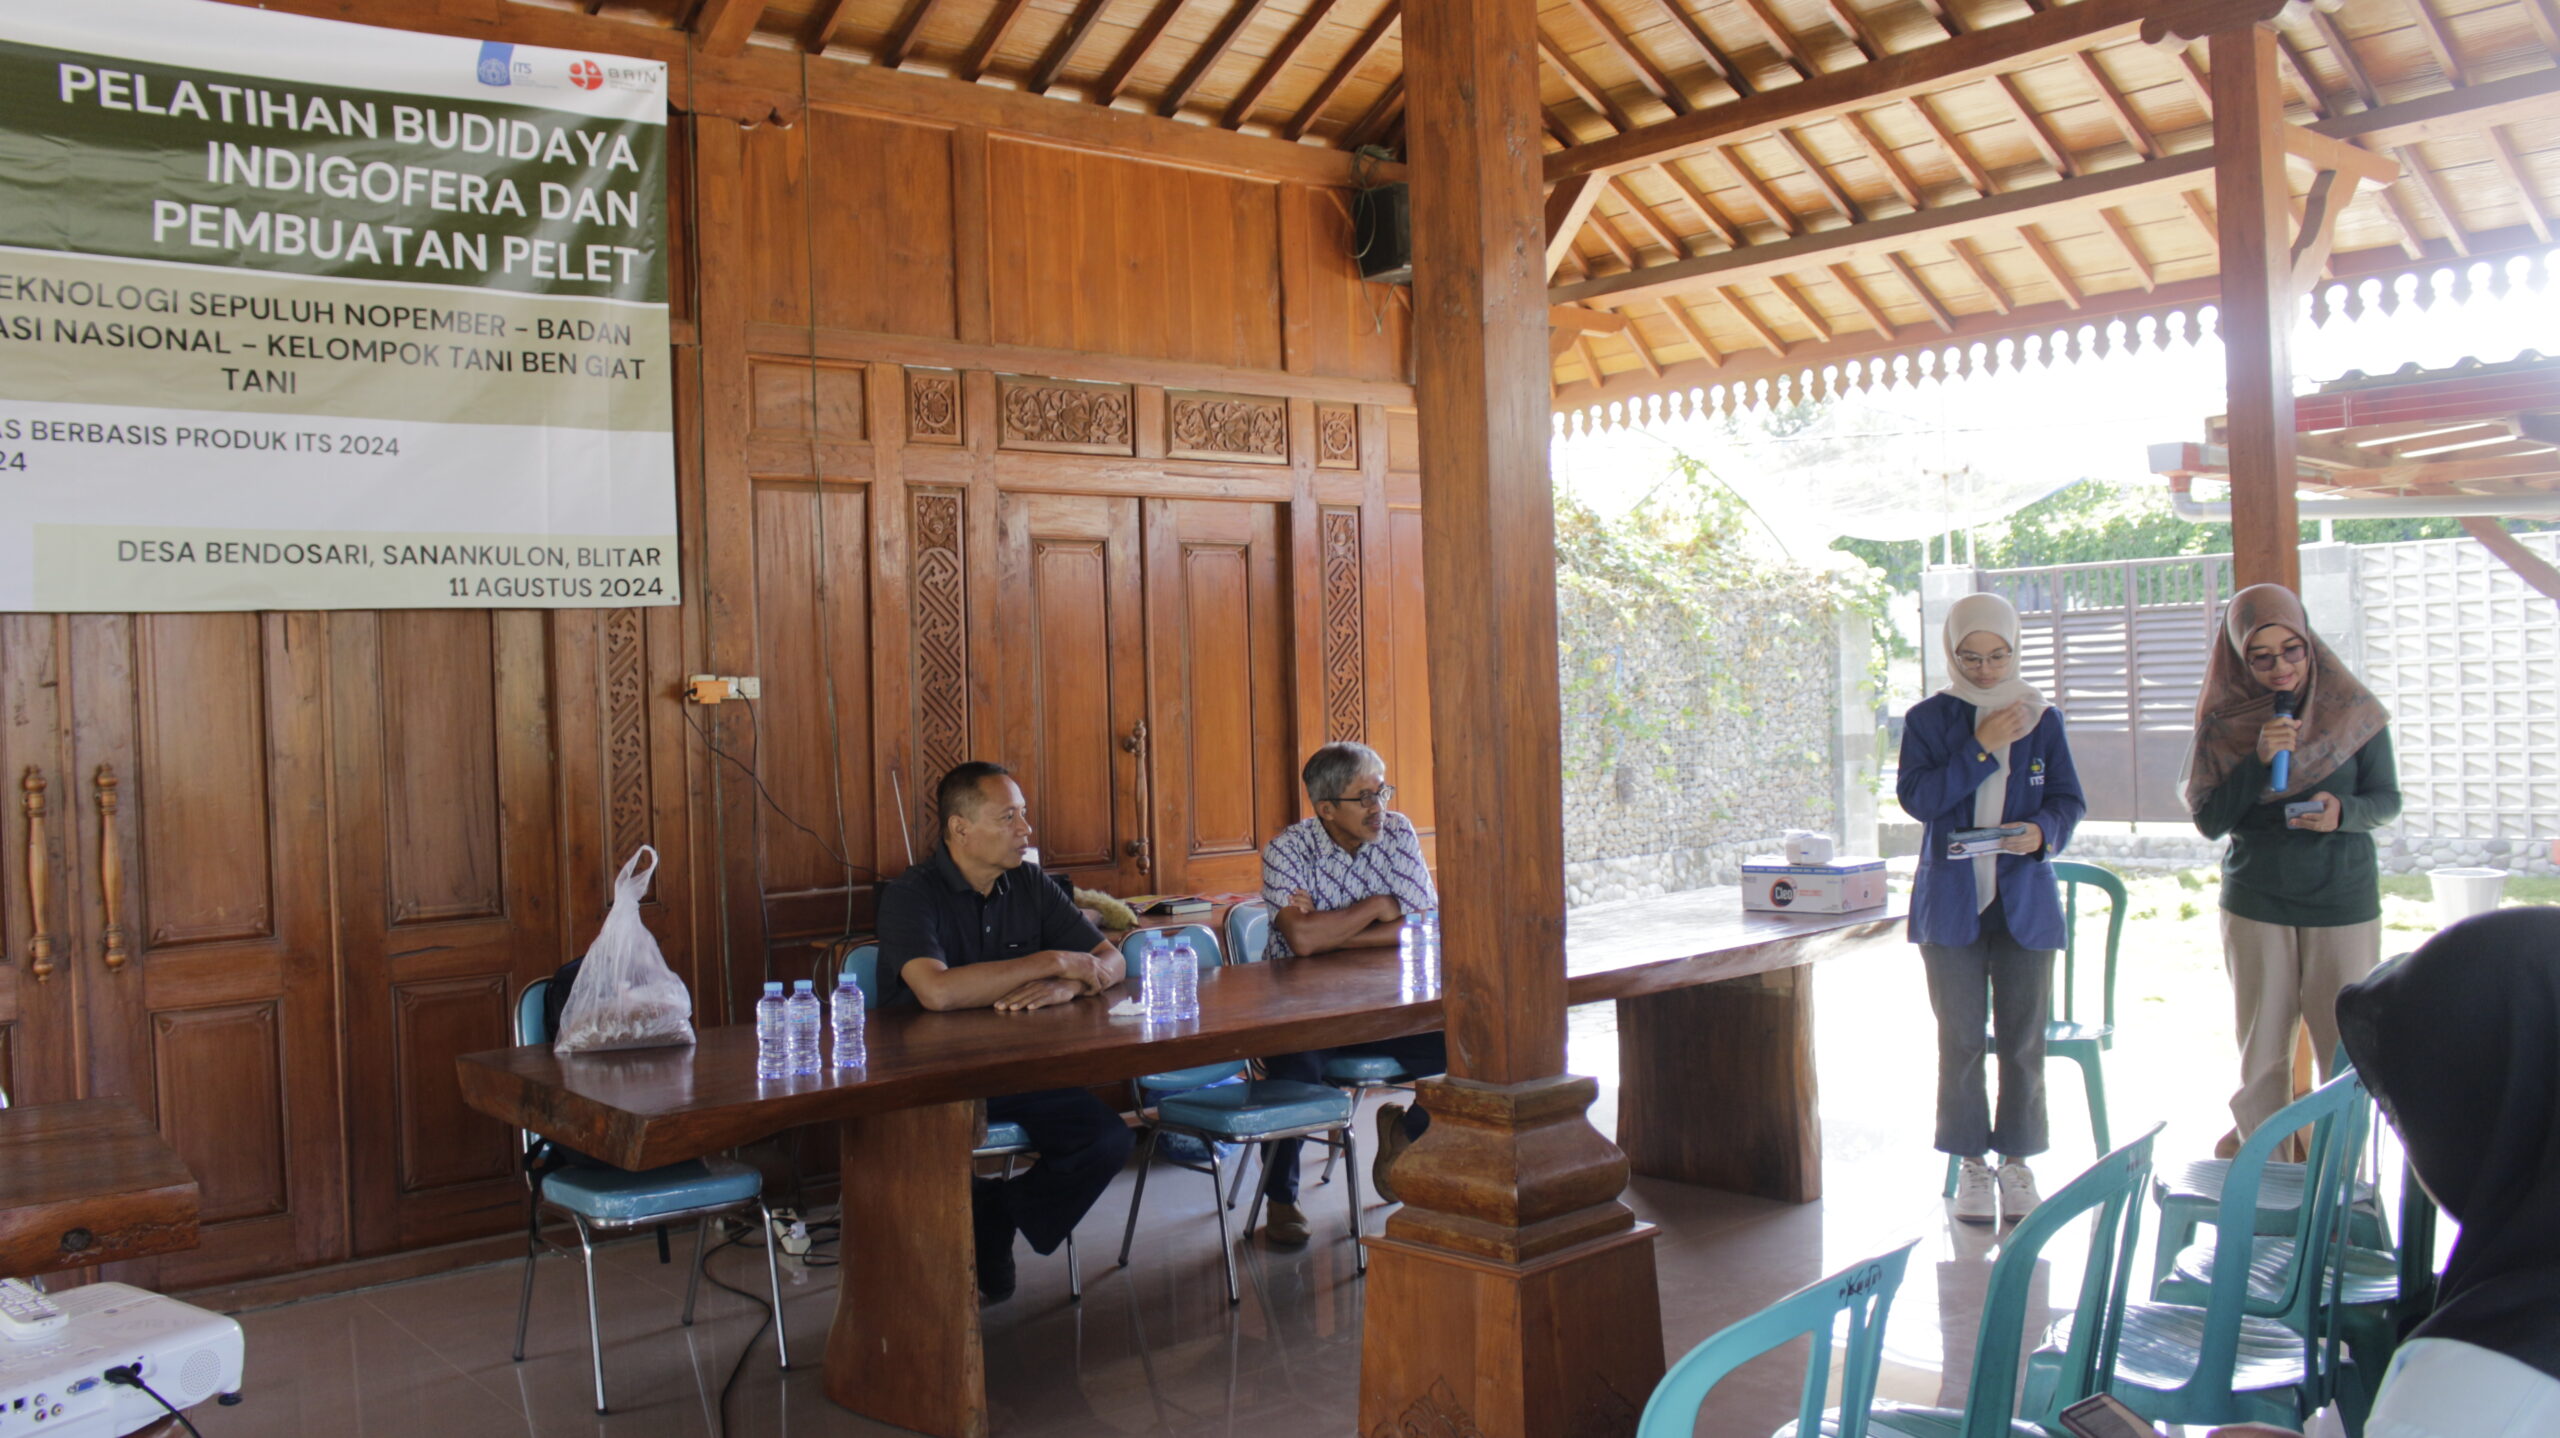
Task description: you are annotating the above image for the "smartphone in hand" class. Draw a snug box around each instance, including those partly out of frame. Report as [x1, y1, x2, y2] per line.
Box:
[2057, 1394, 2165, 1438]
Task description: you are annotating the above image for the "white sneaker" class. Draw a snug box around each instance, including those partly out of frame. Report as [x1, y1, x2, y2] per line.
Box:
[1952, 1157, 1998, 1223]
[1997, 1161, 2041, 1223]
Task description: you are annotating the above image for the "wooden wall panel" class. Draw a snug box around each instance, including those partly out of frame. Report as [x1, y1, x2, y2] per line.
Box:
[739, 122, 814, 330]
[749, 481, 877, 933]
[1385, 506, 1437, 837]
[998, 493, 1145, 890]
[379, 612, 504, 926]
[137, 615, 273, 947]
[391, 975, 515, 1194]
[985, 139, 1285, 371]
[809, 108, 959, 340]
[1285, 184, 1412, 384]
[153, 1003, 287, 1226]
[1148, 499, 1292, 891]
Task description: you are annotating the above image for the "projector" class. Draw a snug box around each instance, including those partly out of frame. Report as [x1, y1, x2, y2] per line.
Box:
[0, 1285, 243, 1437]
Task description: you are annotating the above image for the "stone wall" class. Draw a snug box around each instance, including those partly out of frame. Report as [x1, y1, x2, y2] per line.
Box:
[1559, 581, 1844, 908]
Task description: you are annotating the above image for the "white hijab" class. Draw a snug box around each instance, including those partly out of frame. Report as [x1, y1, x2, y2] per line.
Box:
[1940, 593, 2049, 912]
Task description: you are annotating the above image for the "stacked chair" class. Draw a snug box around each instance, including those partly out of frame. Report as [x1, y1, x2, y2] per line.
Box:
[1636, 1241, 1920, 1438]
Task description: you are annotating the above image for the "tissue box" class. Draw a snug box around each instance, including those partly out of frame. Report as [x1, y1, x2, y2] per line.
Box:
[1740, 856, 1887, 913]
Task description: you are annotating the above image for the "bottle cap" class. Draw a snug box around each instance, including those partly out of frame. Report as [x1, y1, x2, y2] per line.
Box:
[794, 979, 814, 990]
[763, 981, 784, 993]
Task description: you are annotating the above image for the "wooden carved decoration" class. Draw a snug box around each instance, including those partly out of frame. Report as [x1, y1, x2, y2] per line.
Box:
[21, 769, 50, 981]
[907, 368, 961, 444]
[1317, 403, 1360, 469]
[1370, 1379, 1489, 1438]
[1168, 391, 1288, 464]
[603, 607, 651, 876]
[1321, 510, 1366, 743]
[911, 491, 968, 840]
[95, 765, 128, 971]
[997, 376, 1133, 455]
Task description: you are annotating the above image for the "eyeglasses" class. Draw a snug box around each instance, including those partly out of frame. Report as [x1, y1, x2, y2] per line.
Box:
[1325, 784, 1395, 809]
[2246, 641, 2309, 673]
[1953, 649, 2012, 668]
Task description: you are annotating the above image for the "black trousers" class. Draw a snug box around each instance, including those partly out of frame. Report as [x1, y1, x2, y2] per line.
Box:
[1256, 1030, 1446, 1202]
[982, 1086, 1134, 1254]
[1917, 899, 2054, 1160]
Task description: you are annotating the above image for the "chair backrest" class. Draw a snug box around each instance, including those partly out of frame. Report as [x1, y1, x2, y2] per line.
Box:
[838, 943, 882, 1007]
[1126, 923, 1222, 969]
[518, 976, 554, 1047]
[1636, 1239, 1919, 1438]
[1965, 1124, 2163, 1436]
[2052, 861, 2126, 1030]
[1226, 901, 1273, 966]
[2181, 1073, 2371, 1404]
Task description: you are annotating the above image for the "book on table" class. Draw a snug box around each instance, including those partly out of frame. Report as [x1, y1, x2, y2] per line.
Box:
[1124, 894, 1215, 917]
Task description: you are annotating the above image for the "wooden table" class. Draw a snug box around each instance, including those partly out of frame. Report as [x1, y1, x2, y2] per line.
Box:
[458, 887, 1899, 1437]
[0, 1098, 200, 1278]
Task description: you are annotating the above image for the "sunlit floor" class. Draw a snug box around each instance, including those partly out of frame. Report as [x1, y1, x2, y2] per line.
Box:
[181, 919, 2365, 1437]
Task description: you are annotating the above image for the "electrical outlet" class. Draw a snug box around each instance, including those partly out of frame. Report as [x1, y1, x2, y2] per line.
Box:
[684, 675, 761, 703]
[732, 676, 761, 699]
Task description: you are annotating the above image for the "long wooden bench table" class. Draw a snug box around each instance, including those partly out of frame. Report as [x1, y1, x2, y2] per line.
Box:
[457, 886, 1901, 1436]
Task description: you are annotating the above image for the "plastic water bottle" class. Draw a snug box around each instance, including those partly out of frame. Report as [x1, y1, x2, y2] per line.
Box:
[1169, 936, 1201, 1020]
[830, 975, 865, 1070]
[1422, 910, 1442, 987]
[755, 981, 789, 1079]
[786, 979, 822, 1075]
[1144, 939, 1180, 1023]
[1398, 917, 1421, 986]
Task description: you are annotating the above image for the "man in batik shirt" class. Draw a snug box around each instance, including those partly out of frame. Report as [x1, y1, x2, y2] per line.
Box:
[1250, 742, 1445, 1246]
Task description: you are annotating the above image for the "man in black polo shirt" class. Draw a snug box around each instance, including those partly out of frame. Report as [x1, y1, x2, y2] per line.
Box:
[874, 761, 1133, 1303]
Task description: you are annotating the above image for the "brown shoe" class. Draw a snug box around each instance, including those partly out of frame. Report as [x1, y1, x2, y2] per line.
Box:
[1372, 1102, 1413, 1204]
[1263, 1200, 1310, 1247]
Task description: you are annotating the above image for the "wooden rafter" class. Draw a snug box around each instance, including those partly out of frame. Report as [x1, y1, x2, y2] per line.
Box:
[2307, 8, 2378, 110]
[1575, 334, 1606, 386]
[1345, 74, 1407, 150]
[1829, 262, 1896, 336]
[2183, 188, 2219, 254]
[2460, 519, 2560, 605]
[957, 0, 1037, 81]
[1990, 72, 2075, 178]
[2015, 224, 2082, 309]
[2273, 30, 2329, 121]
[2370, 182, 2429, 261]
[1767, 273, 1834, 341]
[1028, 0, 1115, 95]
[1616, 308, 1666, 376]
[875, 0, 954, 68]
[1546, 174, 1608, 279]
[1883, 251, 1956, 332]
[1557, 0, 1692, 116]
[2485, 128, 2552, 244]
[1717, 143, 1799, 238]
[2402, 0, 2465, 88]
[693, 0, 767, 56]
[1659, 296, 1725, 366]
[1093, 0, 1197, 106]
[1654, 158, 1741, 250]
[1283, 1, 1400, 141]
[2522, 0, 2560, 56]
[1946, 236, 2011, 314]
[1716, 285, 1789, 354]
[2073, 50, 2155, 156]
[1776, 129, 1862, 223]
[1639, 0, 1756, 101]
[2099, 207, 2154, 290]
[1614, 177, 1690, 257]
[2394, 144, 2472, 256]
[1589, 209, 1642, 269]
[1222, 0, 1340, 127]
[1161, 0, 1277, 117]
[1908, 94, 1993, 196]
[1731, 0, 1817, 81]
[1543, 35, 1639, 132]
[1811, 0, 1880, 61]
[1842, 111, 1922, 211]
[2321, 67, 2560, 150]
[805, 0, 857, 52]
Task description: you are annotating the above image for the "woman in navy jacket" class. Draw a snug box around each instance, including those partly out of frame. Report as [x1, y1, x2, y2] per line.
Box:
[1897, 592, 2086, 1225]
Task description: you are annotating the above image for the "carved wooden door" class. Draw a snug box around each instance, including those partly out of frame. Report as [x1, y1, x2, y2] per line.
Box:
[65, 613, 346, 1288]
[0, 618, 75, 1110]
[996, 492, 1148, 891]
[330, 611, 561, 1257]
[1141, 499, 1293, 894]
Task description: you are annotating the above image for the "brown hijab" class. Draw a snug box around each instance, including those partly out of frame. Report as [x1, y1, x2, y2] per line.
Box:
[2179, 583, 2388, 813]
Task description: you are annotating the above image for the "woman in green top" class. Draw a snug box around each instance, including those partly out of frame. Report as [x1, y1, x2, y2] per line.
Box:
[2182, 583, 2398, 1140]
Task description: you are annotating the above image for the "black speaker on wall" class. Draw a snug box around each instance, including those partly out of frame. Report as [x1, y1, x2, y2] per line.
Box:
[1352, 183, 1413, 285]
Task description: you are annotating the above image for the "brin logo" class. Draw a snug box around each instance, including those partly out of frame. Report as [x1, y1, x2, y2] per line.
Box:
[476, 42, 515, 87]
[1769, 879, 1796, 908]
[568, 58, 604, 90]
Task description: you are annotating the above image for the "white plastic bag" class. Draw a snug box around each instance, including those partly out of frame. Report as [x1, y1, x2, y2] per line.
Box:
[555, 847, 696, 1054]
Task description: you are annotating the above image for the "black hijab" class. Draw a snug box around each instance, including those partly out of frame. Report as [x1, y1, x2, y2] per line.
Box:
[2337, 908, 2560, 1381]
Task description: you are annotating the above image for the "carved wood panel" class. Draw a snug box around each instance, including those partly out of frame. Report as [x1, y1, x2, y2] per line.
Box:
[1322, 508, 1367, 744]
[996, 376, 1134, 456]
[907, 368, 962, 445]
[1168, 390, 1288, 464]
[1317, 403, 1361, 469]
[911, 491, 968, 842]
[603, 607, 652, 872]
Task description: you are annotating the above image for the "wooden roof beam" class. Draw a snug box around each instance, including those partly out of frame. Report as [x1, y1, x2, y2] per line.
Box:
[805, 0, 856, 52]
[1344, 74, 1406, 150]
[1282, 1, 1400, 141]
[1946, 236, 2011, 314]
[1812, 0, 1881, 62]
[1652, 158, 1741, 249]
[1616, 308, 1666, 376]
[1828, 263, 1895, 336]
[2170, 43, 2215, 120]
[874, 0, 954, 67]
[2307, 9, 2378, 110]
[2072, 49, 2156, 156]
[1717, 143, 1799, 238]
[1767, 273, 1834, 341]
[1842, 111, 1924, 211]
[1546, 0, 2241, 183]
[1027, 0, 1115, 95]
[1991, 71, 2076, 178]
[2523, 0, 2560, 57]
[2393, 144, 2473, 257]
[2273, 29, 2330, 121]
[2015, 224, 2082, 309]
[2098, 207, 2154, 291]
[1883, 251, 1956, 332]
[1730, 0, 1817, 81]
[1546, 173, 1607, 279]
[2183, 188, 2218, 255]
[1613, 175, 1691, 257]
[694, 0, 767, 56]
[1093, 0, 1198, 106]
[1659, 296, 1725, 365]
[1543, 35, 1639, 133]
[1556, 0, 1693, 116]
[2486, 128, 2553, 244]
[1909, 94, 1993, 196]
[2370, 182, 2430, 261]
[1716, 285, 1788, 355]
[1161, 0, 1278, 117]
[1776, 129, 1863, 223]
[956, 0, 1037, 80]
[2403, 0, 2465, 87]
[1589, 210, 1642, 269]
[1223, 0, 1341, 127]
[2315, 67, 2560, 150]
[1639, 0, 1755, 99]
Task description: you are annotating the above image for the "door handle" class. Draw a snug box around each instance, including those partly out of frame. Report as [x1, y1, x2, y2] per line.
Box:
[21, 769, 51, 982]
[1123, 721, 1153, 877]
[95, 765, 129, 972]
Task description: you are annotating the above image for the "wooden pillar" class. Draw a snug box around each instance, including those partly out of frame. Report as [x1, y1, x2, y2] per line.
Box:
[2212, 24, 2302, 593]
[1361, 0, 1664, 1429]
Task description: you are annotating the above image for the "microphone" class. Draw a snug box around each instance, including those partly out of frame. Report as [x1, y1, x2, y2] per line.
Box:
[2270, 692, 2299, 792]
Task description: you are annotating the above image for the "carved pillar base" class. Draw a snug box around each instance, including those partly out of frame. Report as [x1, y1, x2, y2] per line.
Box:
[1359, 1075, 1664, 1438]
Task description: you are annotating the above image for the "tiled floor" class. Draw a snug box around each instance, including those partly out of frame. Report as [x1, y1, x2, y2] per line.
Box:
[181, 941, 2268, 1437]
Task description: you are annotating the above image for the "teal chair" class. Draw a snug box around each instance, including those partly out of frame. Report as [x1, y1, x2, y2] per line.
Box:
[509, 978, 789, 1413]
[1114, 922, 1363, 1304]
[1853, 1126, 2162, 1438]
[2147, 1048, 2387, 1291]
[839, 943, 1087, 1298]
[1944, 861, 2126, 1197]
[1224, 902, 1271, 966]
[2024, 1075, 2370, 1431]
[1635, 1240, 1919, 1438]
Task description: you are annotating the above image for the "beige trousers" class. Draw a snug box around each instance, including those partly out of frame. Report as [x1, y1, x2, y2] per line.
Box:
[2220, 910, 2382, 1137]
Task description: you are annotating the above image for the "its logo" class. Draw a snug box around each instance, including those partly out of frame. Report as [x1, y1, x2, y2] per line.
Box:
[476, 42, 514, 87]
[568, 58, 604, 90]
[2030, 758, 2045, 774]
[1769, 879, 1795, 908]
